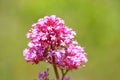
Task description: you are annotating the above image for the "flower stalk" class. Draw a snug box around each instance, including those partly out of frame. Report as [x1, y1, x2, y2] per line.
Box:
[53, 56, 60, 79]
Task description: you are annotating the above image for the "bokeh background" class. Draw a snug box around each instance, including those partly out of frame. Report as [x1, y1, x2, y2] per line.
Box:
[0, 0, 120, 80]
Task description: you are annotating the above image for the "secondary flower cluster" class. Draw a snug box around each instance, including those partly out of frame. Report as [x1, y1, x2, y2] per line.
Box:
[38, 68, 49, 80]
[38, 67, 71, 80]
[53, 44, 87, 69]
[23, 15, 87, 70]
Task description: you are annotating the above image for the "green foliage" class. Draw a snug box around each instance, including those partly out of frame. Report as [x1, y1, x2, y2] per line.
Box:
[0, 0, 120, 80]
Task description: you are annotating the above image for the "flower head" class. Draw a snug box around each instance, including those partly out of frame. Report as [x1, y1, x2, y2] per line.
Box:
[23, 15, 87, 69]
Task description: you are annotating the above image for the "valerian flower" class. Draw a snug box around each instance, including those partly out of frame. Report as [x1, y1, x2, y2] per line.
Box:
[23, 15, 87, 70]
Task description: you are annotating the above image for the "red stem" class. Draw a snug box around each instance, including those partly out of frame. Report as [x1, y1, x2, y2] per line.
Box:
[52, 56, 59, 80]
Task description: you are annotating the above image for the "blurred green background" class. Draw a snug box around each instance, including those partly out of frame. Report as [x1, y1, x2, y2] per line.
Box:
[0, 0, 120, 80]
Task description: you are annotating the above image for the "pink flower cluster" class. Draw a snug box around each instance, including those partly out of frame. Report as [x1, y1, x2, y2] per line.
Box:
[23, 15, 87, 69]
[54, 44, 87, 69]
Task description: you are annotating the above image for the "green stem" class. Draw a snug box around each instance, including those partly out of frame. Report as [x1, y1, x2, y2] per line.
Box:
[61, 69, 69, 80]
